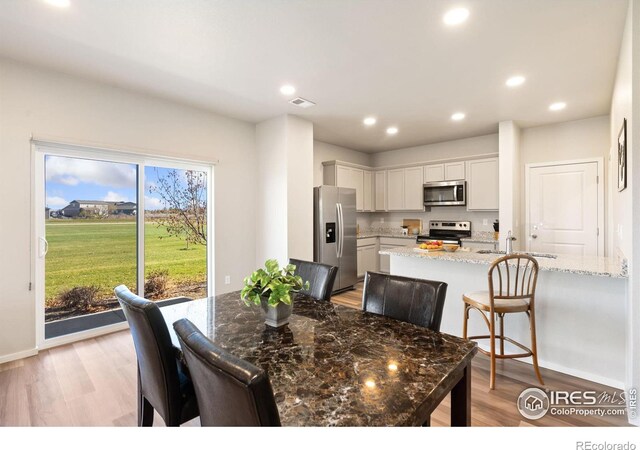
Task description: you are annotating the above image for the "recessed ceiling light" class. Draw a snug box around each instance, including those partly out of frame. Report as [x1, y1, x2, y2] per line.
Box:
[386, 127, 398, 135]
[451, 112, 466, 121]
[506, 75, 526, 87]
[279, 85, 296, 96]
[43, 0, 70, 7]
[443, 7, 470, 25]
[549, 102, 567, 111]
[363, 117, 377, 126]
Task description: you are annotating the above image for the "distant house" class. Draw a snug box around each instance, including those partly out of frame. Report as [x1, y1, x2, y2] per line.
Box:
[45, 207, 51, 219]
[59, 200, 137, 217]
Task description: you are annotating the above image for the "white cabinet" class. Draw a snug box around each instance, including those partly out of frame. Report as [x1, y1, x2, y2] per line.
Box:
[404, 166, 424, 210]
[363, 171, 373, 211]
[387, 169, 405, 210]
[445, 162, 465, 180]
[387, 167, 423, 211]
[466, 158, 499, 211]
[378, 245, 395, 273]
[325, 163, 366, 211]
[423, 162, 465, 182]
[357, 237, 378, 278]
[374, 171, 387, 211]
[424, 164, 445, 182]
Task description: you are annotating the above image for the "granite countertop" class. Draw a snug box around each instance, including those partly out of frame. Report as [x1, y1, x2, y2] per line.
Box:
[460, 237, 498, 244]
[378, 247, 628, 279]
[160, 292, 477, 426]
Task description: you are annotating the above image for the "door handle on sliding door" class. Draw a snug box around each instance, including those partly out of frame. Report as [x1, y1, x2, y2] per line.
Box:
[39, 237, 49, 258]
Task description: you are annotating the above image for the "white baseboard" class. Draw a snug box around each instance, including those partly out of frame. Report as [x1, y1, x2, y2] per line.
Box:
[0, 348, 39, 365]
[40, 321, 129, 350]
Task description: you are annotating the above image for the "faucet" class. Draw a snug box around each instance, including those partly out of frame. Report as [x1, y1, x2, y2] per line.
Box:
[505, 230, 516, 255]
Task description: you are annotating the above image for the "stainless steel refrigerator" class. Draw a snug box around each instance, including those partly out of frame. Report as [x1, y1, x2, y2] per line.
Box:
[313, 186, 357, 293]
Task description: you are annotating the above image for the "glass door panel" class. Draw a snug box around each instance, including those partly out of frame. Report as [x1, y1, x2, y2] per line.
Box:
[144, 166, 208, 302]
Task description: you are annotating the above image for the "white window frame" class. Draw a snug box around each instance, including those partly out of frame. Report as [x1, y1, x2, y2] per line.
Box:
[33, 140, 215, 349]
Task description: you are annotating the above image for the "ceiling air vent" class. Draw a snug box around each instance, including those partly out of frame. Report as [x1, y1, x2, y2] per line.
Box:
[289, 97, 316, 108]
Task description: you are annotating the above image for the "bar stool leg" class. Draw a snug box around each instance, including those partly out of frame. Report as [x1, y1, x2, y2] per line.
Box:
[489, 309, 496, 390]
[529, 308, 545, 386]
[462, 304, 469, 339]
[499, 313, 505, 356]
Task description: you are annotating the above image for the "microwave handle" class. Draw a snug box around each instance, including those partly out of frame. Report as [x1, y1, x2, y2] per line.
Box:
[453, 185, 458, 202]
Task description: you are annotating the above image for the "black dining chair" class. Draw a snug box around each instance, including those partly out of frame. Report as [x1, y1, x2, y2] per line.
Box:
[173, 318, 281, 427]
[289, 258, 338, 301]
[114, 285, 199, 427]
[362, 272, 448, 332]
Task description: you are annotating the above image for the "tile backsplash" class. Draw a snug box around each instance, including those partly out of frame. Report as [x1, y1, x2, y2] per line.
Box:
[358, 207, 498, 236]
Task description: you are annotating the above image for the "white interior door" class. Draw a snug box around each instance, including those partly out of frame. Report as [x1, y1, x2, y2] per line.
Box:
[527, 161, 600, 256]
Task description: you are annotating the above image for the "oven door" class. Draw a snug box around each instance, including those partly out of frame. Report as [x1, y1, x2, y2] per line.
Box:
[423, 181, 466, 206]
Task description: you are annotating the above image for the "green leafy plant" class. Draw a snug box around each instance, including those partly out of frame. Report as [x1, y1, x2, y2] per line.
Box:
[241, 259, 309, 307]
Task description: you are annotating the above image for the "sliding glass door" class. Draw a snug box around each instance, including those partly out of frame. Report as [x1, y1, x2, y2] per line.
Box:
[34, 144, 213, 342]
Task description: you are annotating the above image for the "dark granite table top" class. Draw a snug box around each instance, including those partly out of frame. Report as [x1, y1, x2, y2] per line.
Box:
[160, 291, 477, 426]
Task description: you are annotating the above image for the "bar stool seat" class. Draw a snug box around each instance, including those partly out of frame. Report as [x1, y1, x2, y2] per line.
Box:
[462, 291, 529, 312]
[462, 254, 544, 390]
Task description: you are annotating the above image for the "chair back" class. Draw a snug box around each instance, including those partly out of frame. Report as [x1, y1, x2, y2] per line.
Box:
[488, 254, 539, 305]
[289, 258, 338, 301]
[362, 272, 448, 331]
[114, 285, 182, 422]
[173, 318, 281, 427]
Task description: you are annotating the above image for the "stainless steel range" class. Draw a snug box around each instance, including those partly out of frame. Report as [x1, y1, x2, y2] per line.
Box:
[416, 221, 472, 245]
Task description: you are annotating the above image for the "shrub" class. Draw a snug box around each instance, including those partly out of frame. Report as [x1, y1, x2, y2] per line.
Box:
[145, 270, 169, 299]
[57, 285, 100, 311]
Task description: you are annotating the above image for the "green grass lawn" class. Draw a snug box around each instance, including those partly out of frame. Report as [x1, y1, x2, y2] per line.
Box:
[45, 220, 206, 303]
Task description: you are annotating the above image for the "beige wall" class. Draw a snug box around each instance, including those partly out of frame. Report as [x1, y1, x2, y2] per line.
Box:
[313, 140, 371, 186]
[0, 58, 258, 359]
[519, 115, 610, 253]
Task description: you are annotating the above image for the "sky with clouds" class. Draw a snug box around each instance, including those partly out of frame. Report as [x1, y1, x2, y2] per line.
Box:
[45, 156, 204, 211]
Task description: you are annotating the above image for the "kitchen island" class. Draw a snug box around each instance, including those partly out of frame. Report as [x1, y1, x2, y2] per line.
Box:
[379, 247, 628, 388]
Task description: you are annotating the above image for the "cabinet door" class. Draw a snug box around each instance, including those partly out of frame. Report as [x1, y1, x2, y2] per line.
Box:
[423, 164, 445, 182]
[363, 171, 373, 211]
[357, 247, 364, 277]
[466, 158, 499, 210]
[387, 169, 405, 210]
[445, 162, 465, 180]
[336, 165, 351, 188]
[362, 245, 378, 274]
[374, 171, 387, 211]
[404, 166, 424, 210]
[352, 168, 364, 211]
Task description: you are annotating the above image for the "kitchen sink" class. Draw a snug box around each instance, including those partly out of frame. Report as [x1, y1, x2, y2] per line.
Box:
[475, 249, 557, 259]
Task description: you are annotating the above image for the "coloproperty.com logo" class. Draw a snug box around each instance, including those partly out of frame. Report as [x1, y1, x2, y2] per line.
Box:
[517, 386, 637, 420]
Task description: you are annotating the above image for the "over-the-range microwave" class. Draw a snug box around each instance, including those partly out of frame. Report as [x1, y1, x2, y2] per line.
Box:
[423, 180, 466, 207]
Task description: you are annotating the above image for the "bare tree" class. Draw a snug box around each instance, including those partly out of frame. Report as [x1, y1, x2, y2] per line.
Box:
[149, 169, 207, 248]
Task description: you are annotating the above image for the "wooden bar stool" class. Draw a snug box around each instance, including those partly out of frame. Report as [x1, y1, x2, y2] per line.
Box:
[462, 254, 544, 390]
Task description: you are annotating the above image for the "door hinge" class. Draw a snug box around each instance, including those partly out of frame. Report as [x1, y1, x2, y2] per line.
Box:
[29, 282, 32, 291]
[597, 227, 600, 236]
[596, 175, 599, 184]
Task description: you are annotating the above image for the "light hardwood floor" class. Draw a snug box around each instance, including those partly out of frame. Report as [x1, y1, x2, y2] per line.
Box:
[0, 283, 630, 426]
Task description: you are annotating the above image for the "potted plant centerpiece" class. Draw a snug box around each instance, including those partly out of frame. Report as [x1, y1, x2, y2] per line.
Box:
[241, 259, 309, 328]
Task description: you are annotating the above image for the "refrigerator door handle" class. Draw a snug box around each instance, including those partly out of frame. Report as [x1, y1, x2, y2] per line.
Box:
[337, 202, 344, 258]
[335, 203, 341, 258]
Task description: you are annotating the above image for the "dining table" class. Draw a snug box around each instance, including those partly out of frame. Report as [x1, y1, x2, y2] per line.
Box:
[159, 291, 478, 426]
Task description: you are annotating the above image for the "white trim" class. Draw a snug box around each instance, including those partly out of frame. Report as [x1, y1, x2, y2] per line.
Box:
[40, 322, 130, 350]
[525, 157, 605, 256]
[0, 348, 39, 365]
[31, 135, 218, 166]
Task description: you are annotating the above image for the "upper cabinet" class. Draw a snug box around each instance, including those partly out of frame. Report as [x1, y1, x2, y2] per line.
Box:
[387, 167, 424, 211]
[424, 162, 465, 182]
[466, 158, 499, 211]
[374, 171, 387, 211]
[323, 162, 371, 212]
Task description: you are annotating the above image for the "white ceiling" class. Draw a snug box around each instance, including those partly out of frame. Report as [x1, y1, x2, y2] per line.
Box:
[0, 0, 629, 152]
